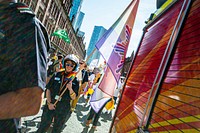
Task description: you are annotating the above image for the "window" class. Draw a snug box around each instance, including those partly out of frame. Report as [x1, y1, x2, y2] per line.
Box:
[37, 7, 44, 21]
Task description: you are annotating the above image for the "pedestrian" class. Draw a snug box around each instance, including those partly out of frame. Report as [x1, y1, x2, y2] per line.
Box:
[85, 98, 112, 130]
[47, 58, 56, 81]
[71, 60, 89, 112]
[85, 68, 101, 105]
[46, 54, 65, 125]
[0, 0, 50, 132]
[79, 61, 89, 95]
[54, 54, 64, 72]
[36, 54, 80, 133]
[113, 76, 125, 104]
[47, 54, 64, 82]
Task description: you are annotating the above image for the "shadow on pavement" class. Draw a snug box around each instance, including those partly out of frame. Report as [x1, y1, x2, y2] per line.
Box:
[76, 105, 90, 122]
[88, 127, 99, 133]
[75, 96, 90, 123]
[80, 124, 99, 133]
[77, 95, 87, 104]
[22, 116, 42, 132]
[100, 111, 113, 122]
[81, 126, 90, 133]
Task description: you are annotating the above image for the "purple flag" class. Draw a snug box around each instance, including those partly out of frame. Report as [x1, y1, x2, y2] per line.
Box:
[90, 0, 140, 113]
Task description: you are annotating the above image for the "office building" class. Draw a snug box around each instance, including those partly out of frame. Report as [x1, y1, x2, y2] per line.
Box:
[87, 26, 107, 65]
[73, 11, 85, 33]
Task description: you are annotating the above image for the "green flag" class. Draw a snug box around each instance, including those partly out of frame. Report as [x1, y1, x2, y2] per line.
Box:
[52, 29, 70, 44]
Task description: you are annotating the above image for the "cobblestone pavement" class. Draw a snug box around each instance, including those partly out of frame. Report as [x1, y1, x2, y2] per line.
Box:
[20, 96, 116, 133]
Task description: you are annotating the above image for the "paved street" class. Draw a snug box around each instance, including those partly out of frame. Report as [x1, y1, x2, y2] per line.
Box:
[21, 96, 116, 133]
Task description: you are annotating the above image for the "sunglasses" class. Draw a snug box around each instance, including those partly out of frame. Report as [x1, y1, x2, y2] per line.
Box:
[65, 63, 74, 68]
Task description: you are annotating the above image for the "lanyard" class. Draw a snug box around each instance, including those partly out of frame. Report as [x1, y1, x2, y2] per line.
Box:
[59, 75, 69, 95]
[54, 74, 75, 106]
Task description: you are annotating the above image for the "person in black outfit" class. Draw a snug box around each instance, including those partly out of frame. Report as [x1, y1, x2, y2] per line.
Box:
[0, 0, 50, 132]
[71, 60, 89, 111]
[36, 54, 80, 133]
[80, 60, 89, 94]
[86, 98, 112, 130]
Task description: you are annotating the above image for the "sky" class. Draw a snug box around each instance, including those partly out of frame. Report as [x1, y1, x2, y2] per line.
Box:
[80, 0, 157, 57]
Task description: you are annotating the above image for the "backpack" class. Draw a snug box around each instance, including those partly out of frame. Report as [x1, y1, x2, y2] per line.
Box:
[47, 61, 59, 77]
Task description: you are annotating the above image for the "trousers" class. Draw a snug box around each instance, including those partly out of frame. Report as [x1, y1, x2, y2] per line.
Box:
[36, 101, 70, 133]
[87, 106, 104, 126]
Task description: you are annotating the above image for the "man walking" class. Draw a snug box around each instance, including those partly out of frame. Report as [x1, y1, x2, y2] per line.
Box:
[0, 0, 50, 132]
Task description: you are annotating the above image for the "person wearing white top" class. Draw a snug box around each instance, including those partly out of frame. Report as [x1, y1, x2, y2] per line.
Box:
[113, 76, 125, 104]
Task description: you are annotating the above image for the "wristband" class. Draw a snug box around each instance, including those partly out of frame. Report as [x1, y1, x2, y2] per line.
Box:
[47, 101, 51, 105]
[70, 92, 75, 97]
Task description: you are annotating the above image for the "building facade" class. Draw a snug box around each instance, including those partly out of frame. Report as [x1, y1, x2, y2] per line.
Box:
[19, 0, 86, 59]
[86, 26, 107, 65]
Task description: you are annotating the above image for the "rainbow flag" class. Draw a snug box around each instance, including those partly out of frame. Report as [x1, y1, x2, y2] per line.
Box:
[62, 71, 76, 82]
[90, 0, 140, 113]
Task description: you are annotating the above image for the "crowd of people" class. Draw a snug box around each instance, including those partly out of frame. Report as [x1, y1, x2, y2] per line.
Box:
[0, 0, 125, 132]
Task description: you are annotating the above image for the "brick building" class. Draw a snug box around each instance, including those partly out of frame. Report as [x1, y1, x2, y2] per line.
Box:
[18, 0, 86, 59]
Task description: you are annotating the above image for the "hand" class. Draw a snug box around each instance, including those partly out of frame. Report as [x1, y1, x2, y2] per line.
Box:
[80, 90, 84, 94]
[48, 103, 55, 110]
[66, 81, 72, 91]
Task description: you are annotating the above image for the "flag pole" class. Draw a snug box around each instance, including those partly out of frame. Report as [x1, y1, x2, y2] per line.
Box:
[53, 76, 76, 106]
[85, 48, 97, 62]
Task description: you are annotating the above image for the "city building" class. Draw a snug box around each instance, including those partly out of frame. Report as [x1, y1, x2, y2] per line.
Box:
[73, 11, 85, 33]
[19, 0, 86, 59]
[69, 0, 83, 24]
[77, 31, 85, 38]
[86, 26, 107, 65]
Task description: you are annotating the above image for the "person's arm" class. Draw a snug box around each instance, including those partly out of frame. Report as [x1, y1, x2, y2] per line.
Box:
[0, 6, 50, 120]
[78, 80, 82, 95]
[0, 86, 42, 120]
[54, 62, 60, 72]
[46, 89, 55, 110]
[81, 82, 88, 92]
[46, 74, 56, 109]
[81, 71, 88, 92]
[67, 81, 76, 100]
[68, 78, 79, 100]
[46, 89, 51, 104]
[55, 67, 60, 72]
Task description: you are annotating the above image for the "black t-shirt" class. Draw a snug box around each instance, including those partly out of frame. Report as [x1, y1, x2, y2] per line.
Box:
[46, 72, 79, 104]
[0, 2, 50, 133]
[0, 2, 50, 95]
[82, 69, 89, 84]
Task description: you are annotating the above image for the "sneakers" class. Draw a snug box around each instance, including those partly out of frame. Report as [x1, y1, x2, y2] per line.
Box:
[91, 126, 97, 131]
[50, 122, 54, 127]
[17, 128, 22, 133]
[85, 98, 89, 104]
[71, 108, 75, 112]
[85, 120, 92, 127]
